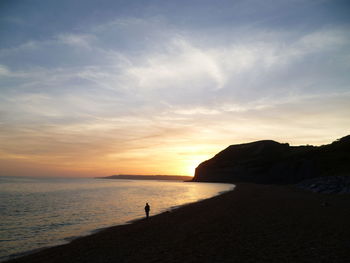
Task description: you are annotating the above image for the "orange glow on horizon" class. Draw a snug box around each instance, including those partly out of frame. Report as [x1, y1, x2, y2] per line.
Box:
[0, 146, 214, 177]
[0, 128, 345, 178]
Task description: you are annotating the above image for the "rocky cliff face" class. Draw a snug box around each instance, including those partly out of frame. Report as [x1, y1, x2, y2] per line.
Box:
[192, 135, 350, 184]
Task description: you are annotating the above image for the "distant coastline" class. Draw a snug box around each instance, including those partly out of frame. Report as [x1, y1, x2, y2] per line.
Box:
[98, 174, 193, 181]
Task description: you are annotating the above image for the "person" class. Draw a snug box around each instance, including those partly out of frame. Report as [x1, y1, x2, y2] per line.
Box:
[144, 203, 150, 219]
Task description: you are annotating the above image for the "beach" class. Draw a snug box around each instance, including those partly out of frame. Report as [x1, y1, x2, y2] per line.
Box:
[6, 183, 350, 263]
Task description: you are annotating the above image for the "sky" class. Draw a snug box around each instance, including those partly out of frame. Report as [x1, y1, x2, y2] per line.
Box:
[0, 0, 349, 177]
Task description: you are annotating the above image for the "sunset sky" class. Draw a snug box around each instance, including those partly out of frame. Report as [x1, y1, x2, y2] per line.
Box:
[1, 0, 349, 177]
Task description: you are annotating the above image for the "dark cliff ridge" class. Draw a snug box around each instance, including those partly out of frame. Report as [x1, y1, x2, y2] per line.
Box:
[192, 135, 350, 184]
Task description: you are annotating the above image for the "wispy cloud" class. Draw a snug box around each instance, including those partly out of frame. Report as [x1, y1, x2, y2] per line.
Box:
[55, 33, 95, 49]
[1, 2, 349, 176]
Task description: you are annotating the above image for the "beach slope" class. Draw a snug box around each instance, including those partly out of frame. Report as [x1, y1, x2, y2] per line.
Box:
[7, 184, 350, 263]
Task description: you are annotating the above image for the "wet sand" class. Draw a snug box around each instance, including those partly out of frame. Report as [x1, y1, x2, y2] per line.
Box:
[6, 183, 350, 263]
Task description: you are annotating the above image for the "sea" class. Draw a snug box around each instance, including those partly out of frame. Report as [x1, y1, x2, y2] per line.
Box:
[0, 176, 234, 261]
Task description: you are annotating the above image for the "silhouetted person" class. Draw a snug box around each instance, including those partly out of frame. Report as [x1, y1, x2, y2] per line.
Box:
[144, 203, 150, 219]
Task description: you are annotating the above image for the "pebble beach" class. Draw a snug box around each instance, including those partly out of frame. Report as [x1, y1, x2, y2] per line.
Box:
[6, 183, 350, 263]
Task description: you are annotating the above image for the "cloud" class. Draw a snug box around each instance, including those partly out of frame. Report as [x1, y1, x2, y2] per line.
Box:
[1, 25, 349, 125]
[1, 11, 350, 176]
[55, 33, 95, 49]
[0, 65, 11, 76]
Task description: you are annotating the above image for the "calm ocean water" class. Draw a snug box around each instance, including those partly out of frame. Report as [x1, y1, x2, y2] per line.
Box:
[0, 176, 233, 261]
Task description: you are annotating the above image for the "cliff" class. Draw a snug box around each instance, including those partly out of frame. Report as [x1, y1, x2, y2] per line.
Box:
[192, 135, 350, 184]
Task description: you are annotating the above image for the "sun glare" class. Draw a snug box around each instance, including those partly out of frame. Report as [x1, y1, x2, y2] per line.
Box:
[187, 159, 202, 176]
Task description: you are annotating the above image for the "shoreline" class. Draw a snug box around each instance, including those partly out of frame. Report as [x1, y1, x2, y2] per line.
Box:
[6, 183, 350, 262]
[3, 185, 235, 262]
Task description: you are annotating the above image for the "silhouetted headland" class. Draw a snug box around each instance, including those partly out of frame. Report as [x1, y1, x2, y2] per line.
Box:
[193, 135, 350, 186]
